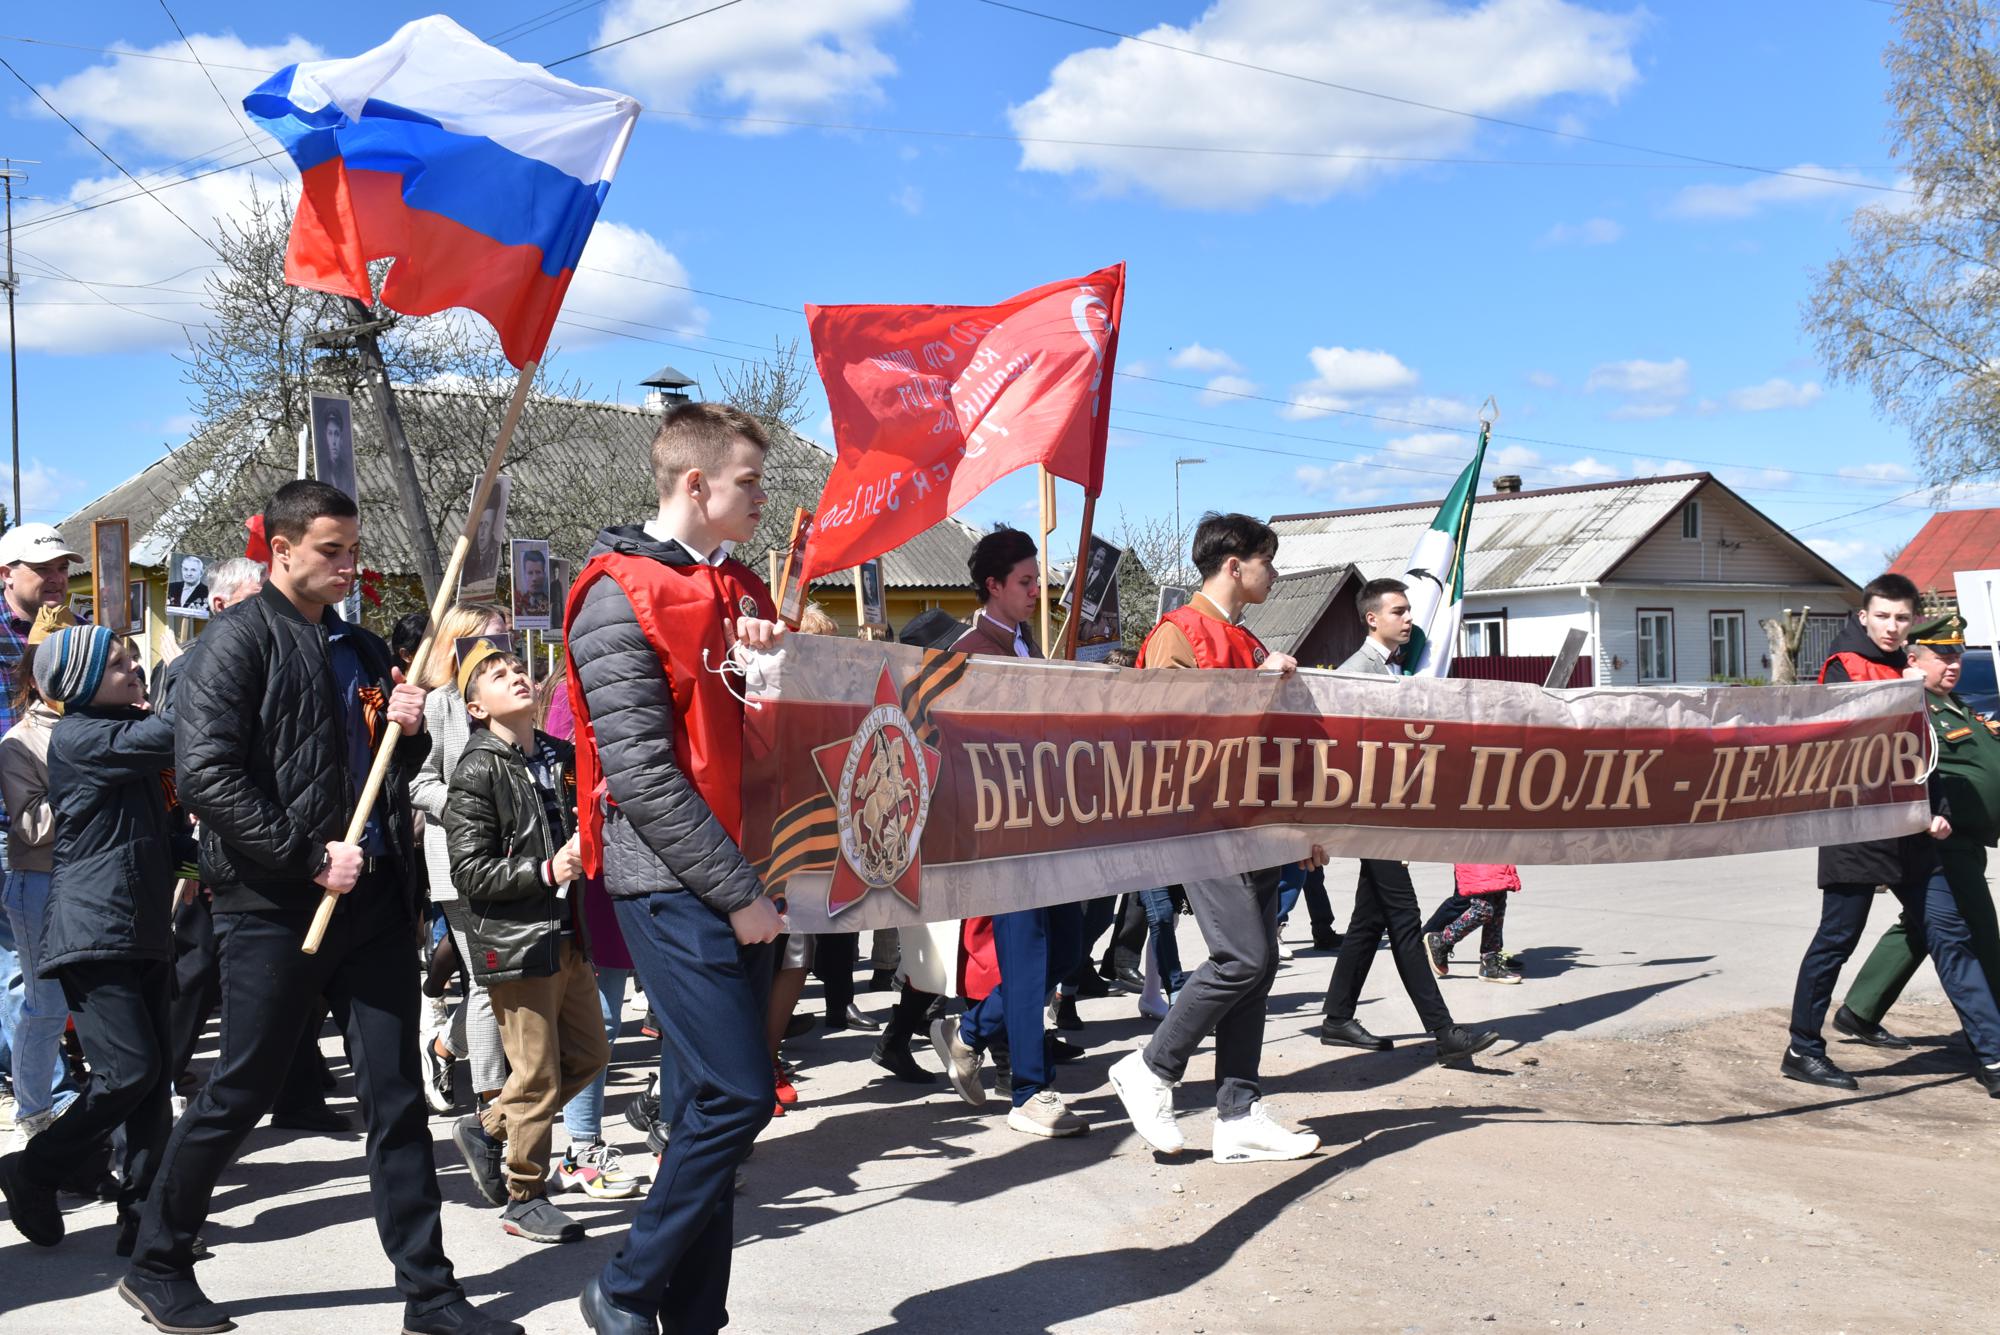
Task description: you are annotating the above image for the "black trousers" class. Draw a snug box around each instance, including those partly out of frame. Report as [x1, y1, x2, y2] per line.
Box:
[1322, 859, 1453, 1031]
[1100, 893, 1146, 977]
[130, 886, 461, 1313]
[22, 960, 173, 1219]
[1301, 866, 1337, 937]
[168, 893, 333, 1115]
[875, 981, 938, 1057]
[814, 931, 858, 1020]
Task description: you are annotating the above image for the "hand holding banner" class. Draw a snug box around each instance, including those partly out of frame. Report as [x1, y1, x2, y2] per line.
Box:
[802, 263, 1125, 582]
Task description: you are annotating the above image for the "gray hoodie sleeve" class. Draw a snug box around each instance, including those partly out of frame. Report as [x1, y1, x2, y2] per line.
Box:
[569, 575, 764, 914]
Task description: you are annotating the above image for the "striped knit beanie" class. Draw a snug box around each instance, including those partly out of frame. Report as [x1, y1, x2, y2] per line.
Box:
[33, 623, 115, 707]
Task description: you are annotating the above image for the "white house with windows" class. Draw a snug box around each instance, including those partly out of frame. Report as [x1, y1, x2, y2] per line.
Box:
[1270, 473, 1861, 686]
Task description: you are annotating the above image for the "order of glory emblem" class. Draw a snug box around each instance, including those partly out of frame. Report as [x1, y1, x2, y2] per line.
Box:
[812, 666, 941, 917]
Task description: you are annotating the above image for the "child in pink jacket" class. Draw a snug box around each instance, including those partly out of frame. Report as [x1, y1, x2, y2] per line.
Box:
[1423, 864, 1522, 984]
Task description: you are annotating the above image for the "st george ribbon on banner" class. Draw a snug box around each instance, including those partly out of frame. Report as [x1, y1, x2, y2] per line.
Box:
[243, 14, 641, 367]
[740, 635, 1932, 933]
[800, 263, 1125, 582]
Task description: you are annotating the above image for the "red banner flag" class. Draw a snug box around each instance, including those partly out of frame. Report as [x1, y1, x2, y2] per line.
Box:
[801, 263, 1125, 582]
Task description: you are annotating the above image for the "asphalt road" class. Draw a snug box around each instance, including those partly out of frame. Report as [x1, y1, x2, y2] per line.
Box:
[2, 847, 1962, 1333]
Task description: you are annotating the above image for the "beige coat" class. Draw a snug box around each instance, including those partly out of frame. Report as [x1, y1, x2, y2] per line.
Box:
[0, 702, 60, 873]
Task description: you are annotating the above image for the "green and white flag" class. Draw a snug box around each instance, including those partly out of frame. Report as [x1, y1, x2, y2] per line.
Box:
[1399, 419, 1490, 677]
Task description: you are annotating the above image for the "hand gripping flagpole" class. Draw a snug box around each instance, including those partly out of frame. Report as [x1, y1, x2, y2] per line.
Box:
[302, 359, 538, 955]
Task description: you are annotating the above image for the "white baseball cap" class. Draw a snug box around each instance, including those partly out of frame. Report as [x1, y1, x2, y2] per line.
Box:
[0, 523, 83, 567]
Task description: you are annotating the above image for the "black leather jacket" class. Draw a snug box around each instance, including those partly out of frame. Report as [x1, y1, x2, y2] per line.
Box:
[443, 727, 581, 984]
[173, 583, 429, 915]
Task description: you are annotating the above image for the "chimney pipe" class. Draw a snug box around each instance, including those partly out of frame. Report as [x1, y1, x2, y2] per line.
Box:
[1493, 474, 1523, 494]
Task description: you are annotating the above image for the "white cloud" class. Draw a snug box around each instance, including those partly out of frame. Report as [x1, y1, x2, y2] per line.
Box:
[1725, 378, 1823, 412]
[1586, 357, 1690, 398]
[1006, 0, 1640, 208]
[1606, 401, 1680, 421]
[31, 35, 318, 161]
[891, 184, 923, 214]
[1667, 164, 1886, 220]
[1383, 431, 1465, 459]
[1525, 370, 1560, 389]
[1807, 536, 1873, 568]
[1483, 443, 1619, 486]
[1542, 217, 1622, 245]
[559, 222, 708, 344]
[12, 168, 276, 354]
[1198, 374, 1259, 405]
[591, 0, 908, 124]
[1, 459, 83, 523]
[1282, 345, 1421, 418]
[1294, 461, 1393, 505]
[1170, 343, 1241, 373]
[1838, 461, 1915, 485]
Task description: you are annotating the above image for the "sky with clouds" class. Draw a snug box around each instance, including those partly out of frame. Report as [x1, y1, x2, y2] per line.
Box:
[0, 0, 1963, 578]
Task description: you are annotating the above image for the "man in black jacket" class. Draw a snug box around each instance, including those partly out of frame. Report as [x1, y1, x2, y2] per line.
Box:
[121, 481, 518, 1335]
[1784, 572, 2000, 1099]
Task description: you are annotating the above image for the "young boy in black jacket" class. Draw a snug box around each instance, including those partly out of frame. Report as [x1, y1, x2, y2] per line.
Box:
[0, 624, 188, 1253]
[443, 638, 610, 1245]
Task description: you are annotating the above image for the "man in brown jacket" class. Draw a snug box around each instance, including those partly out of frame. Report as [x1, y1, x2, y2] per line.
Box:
[929, 527, 1089, 1137]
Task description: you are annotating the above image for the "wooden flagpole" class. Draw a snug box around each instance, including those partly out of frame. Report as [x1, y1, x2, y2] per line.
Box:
[1037, 466, 1055, 654]
[302, 359, 538, 955]
[1059, 492, 1098, 661]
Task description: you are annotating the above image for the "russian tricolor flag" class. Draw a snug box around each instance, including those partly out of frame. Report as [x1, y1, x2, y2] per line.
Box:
[244, 16, 640, 367]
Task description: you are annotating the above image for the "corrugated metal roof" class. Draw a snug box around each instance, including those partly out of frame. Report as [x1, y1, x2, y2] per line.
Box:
[1271, 474, 1707, 591]
[1890, 508, 1999, 598]
[56, 387, 980, 590]
[1240, 564, 1358, 656]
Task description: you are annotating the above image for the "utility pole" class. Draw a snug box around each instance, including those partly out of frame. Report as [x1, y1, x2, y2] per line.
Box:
[308, 298, 448, 600]
[1, 159, 34, 529]
[1174, 456, 1204, 587]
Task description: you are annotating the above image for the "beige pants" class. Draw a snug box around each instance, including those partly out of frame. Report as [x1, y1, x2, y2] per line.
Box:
[481, 938, 610, 1201]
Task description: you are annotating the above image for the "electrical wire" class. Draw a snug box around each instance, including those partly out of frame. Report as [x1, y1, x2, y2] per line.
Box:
[544, 0, 747, 69]
[969, 0, 1910, 197]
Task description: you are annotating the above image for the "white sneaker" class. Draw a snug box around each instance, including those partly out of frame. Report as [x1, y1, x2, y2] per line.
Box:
[1138, 989, 1171, 1021]
[1006, 1089, 1090, 1138]
[1276, 937, 1295, 962]
[1109, 1049, 1183, 1154]
[1212, 1102, 1318, 1164]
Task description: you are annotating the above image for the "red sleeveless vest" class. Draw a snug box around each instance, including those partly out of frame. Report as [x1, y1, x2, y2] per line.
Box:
[564, 549, 775, 878]
[1819, 651, 1902, 684]
[1140, 603, 1269, 670]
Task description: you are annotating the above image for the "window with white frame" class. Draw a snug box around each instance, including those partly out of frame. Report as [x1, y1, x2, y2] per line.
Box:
[1460, 615, 1505, 657]
[1680, 500, 1702, 540]
[1637, 609, 1674, 682]
[1709, 611, 1745, 680]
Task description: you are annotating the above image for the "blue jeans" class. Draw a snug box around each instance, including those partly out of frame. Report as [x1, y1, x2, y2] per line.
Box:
[1138, 888, 1187, 994]
[0, 885, 19, 1084]
[1277, 864, 1305, 921]
[960, 904, 1084, 1106]
[3, 870, 70, 1119]
[561, 965, 631, 1143]
[605, 892, 774, 1329]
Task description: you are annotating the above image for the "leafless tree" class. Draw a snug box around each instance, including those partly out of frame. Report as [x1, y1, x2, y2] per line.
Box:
[1804, 0, 2000, 484]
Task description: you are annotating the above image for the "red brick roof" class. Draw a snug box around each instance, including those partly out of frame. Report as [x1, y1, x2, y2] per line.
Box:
[1890, 509, 2000, 597]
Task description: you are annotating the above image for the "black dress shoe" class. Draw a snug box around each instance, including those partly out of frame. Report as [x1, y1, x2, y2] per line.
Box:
[1780, 1048, 1859, 1091]
[1833, 1005, 1913, 1049]
[871, 1044, 938, 1084]
[1104, 965, 1145, 994]
[1073, 972, 1112, 999]
[1051, 1037, 1083, 1063]
[579, 1275, 657, 1335]
[782, 1013, 816, 1041]
[1049, 996, 1083, 1032]
[1317, 1018, 1391, 1051]
[0, 1150, 63, 1246]
[832, 1002, 882, 1032]
[403, 1297, 524, 1335]
[268, 1106, 355, 1135]
[1433, 1025, 1500, 1066]
[117, 1274, 235, 1334]
[1311, 931, 1344, 951]
[864, 969, 894, 993]
[1973, 1063, 2000, 1098]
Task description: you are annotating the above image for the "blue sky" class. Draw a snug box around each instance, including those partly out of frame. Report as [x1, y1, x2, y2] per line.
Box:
[0, 0, 1951, 577]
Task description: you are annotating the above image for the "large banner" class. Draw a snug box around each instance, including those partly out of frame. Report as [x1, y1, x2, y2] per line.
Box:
[742, 637, 1931, 933]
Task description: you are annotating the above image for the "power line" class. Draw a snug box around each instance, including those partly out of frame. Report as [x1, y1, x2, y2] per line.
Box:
[154, 0, 270, 179]
[0, 33, 271, 72]
[576, 264, 801, 314]
[545, 0, 747, 69]
[12, 144, 287, 240]
[970, 0, 1910, 197]
[0, 53, 222, 257]
[485, 0, 615, 47]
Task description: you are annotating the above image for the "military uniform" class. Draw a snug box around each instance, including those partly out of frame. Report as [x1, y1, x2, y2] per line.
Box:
[1843, 613, 2000, 1025]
